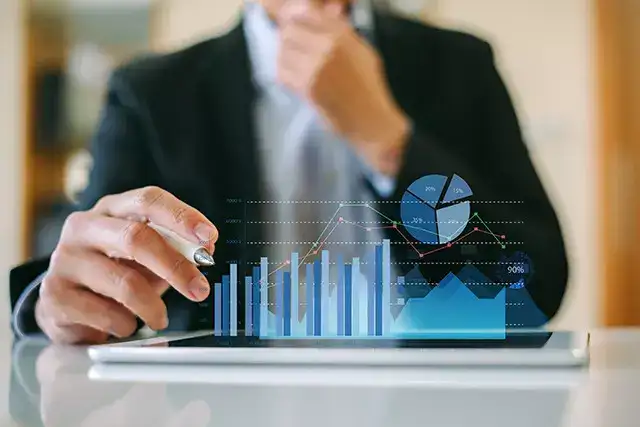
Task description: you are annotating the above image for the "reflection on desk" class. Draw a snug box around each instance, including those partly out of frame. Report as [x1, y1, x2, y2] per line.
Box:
[9, 330, 640, 427]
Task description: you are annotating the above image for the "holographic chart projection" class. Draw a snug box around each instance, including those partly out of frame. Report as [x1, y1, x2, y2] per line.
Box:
[216, 174, 545, 339]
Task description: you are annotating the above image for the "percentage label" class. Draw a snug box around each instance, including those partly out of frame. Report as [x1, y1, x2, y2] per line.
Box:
[425, 186, 437, 191]
[495, 252, 533, 290]
[412, 217, 424, 224]
[507, 266, 526, 274]
[453, 188, 464, 194]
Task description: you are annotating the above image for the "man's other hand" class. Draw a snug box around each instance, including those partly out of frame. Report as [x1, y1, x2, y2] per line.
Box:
[276, 0, 410, 176]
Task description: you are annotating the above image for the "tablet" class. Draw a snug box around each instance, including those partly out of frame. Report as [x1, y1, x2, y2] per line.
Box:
[88, 330, 589, 367]
[89, 363, 587, 389]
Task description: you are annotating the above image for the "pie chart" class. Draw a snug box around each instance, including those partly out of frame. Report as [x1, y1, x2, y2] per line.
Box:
[400, 174, 473, 245]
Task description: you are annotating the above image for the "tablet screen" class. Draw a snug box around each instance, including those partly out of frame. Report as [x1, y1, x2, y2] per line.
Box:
[159, 330, 555, 349]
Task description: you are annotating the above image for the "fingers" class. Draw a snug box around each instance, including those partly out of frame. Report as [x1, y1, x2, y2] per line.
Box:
[93, 186, 218, 252]
[61, 212, 210, 302]
[117, 258, 172, 296]
[280, 27, 317, 59]
[278, 21, 327, 95]
[39, 277, 139, 341]
[49, 248, 169, 330]
[277, 1, 352, 96]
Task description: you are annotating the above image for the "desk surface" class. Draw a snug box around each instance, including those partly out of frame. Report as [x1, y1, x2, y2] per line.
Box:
[6, 330, 640, 427]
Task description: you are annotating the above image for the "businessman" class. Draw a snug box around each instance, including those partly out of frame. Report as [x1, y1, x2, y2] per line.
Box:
[10, 0, 569, 344]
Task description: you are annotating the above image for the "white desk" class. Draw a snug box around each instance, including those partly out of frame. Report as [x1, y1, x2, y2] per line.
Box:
[8, 330, 640, 427]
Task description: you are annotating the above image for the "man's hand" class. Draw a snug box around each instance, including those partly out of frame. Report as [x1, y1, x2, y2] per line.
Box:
[276, 0, 410, 176]
[35, 186, 218, 344]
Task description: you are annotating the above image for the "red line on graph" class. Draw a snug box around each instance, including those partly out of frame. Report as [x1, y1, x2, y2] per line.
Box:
[264, 216, 507, 278]
[391, 225, 423, 255]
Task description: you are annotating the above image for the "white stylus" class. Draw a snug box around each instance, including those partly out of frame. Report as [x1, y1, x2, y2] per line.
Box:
[147, 223, 215, 267]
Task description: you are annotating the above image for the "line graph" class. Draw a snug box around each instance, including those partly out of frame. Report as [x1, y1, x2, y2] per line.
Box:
[252, 202, 511, 281]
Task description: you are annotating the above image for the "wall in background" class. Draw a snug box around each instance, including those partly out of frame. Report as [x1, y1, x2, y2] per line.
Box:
[151, 0, 243, 51]
[150, 0, 598, 328]
[0, 0, 27, 325]
[0, 0, 26, 419]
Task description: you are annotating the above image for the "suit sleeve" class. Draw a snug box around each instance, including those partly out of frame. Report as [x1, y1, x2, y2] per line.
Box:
[384, 43, 569, 322]
[11, 70, 158, 337]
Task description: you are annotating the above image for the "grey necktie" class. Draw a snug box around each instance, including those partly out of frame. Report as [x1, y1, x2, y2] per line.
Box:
[264, 95, 379, 316]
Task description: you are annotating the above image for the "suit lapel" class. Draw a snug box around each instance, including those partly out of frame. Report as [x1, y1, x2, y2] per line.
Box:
[201, 22, 261, 199]
[374, 12, 437, 122]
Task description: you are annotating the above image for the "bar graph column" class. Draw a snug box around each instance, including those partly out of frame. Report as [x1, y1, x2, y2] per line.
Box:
[283, 272, 292, 336]
[222, 275, 230, 336]
[397, 276, 405, 306]
[245, 277, 252, 336]
[367, 249, 375, 336]
[374, 245, 383, 336]
[260, 257, 269, 337]
[230, 264, 237, 336]
[321, 250, 330, 335]
[352, 258, 360, 337]
[382, 239, 391, 335]
[275, 270, 283, 336]
[214, 283, 222, 336]
[306, 263, 314, 336]
[344, 264, 352, 336]
[252, 267, 260, 336]
[314, 260, 322, 336]
[291, 253, 299, 328]
[337, 255, 344, 336]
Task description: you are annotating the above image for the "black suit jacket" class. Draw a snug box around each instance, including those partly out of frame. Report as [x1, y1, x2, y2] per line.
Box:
[10, 12, 569, 336]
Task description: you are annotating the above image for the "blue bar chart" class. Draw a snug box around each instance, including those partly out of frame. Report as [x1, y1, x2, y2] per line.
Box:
[212, 239, 507, 339]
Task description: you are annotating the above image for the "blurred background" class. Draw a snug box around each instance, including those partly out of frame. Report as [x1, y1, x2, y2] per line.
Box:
[0, 0, 638, 338]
